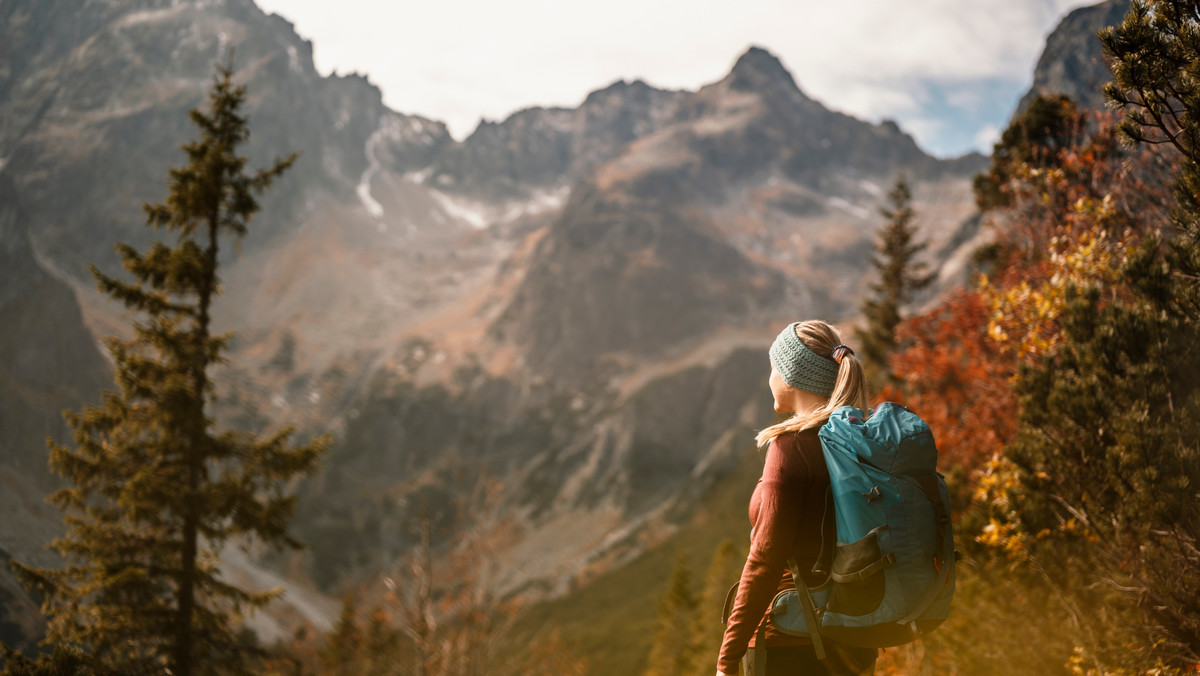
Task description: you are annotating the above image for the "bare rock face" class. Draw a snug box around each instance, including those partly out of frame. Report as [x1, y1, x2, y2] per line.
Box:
[0, 0, 444, 281]
[426, 80, 688, 200]
[491, 46, 981, 374]
[491, 180, 788, 371]
[1017, 0, 1131, 114]
[0, 175, 111, 650]
[0, 176, 110, 482]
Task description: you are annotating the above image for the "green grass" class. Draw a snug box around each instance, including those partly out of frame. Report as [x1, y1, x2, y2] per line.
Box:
[508, 446, 763, 675]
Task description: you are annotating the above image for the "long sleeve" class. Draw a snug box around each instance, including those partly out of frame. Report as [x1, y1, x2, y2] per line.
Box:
[716, 435, 810, 673]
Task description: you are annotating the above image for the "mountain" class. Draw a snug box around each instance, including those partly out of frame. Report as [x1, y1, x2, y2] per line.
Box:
[494, 48, 981, 372]
[0, 173, 111, 650]
[0, 0, 993, 647]
[1018, 0, 1131, 113]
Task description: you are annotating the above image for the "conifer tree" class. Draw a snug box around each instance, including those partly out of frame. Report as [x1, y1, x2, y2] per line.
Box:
[693, 541, 739, 675]
[10, 60, 325, 676]
[643, 553, 702, 676]
[856, 173, 933, 385]
[972, 94, 1085, 212]
[361, 605, 401, 676]
[318, 592, 364, 676]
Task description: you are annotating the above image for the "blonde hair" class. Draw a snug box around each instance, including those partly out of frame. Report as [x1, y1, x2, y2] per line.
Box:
[755, 320, 870, 447]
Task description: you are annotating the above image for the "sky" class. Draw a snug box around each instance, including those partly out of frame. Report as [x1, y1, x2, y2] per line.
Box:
[253, 0, 1097, 158]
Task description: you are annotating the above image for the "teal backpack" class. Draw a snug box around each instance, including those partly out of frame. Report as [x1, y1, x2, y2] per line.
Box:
[767, 403, 956, 660]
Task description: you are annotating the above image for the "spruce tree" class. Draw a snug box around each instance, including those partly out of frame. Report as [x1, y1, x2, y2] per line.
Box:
[856, 172, 932, 384]
[10, 60, 325, 676]
[643, 553, 702, 676]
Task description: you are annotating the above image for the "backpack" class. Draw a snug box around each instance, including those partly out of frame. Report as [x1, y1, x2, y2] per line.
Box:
[767, 402, 956, 660]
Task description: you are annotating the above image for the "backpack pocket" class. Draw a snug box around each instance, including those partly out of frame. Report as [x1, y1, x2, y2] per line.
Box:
[827, 526, 894, 616]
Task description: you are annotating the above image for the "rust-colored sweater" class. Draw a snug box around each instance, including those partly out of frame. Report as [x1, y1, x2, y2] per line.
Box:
[716, 428, 833, 673]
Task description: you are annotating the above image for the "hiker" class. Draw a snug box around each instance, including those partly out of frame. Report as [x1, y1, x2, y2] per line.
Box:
[716, 320, 878, 676]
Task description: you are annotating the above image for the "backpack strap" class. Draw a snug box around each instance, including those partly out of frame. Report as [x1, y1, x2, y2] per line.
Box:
[788, 557, 826, 661]
[721, 582, 739, 625]
[811, 485, 834, 578]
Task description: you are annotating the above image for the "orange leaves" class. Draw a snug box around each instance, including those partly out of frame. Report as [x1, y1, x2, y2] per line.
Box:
[883, 290, 1015, 475]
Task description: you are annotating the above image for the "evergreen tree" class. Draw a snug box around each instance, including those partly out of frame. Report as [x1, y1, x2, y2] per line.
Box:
[693, 540, 739, 676]
[361, 605, 401, 676]
[10, 60, 325, 676]
[972, 94, 1086, 212]
[643, 553, 702, 676]
[856, 172, 933, 385]
[318, 592, 364, 676]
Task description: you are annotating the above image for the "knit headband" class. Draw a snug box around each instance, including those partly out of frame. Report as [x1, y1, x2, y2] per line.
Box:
[769, 322, 840, 396]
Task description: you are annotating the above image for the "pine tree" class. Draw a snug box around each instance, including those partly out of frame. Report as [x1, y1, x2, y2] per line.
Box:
[856, 172, 933, 385]
[9, 59, 325, 676]
[972, 94, 1085, 212]
[643, 553, 702, 676]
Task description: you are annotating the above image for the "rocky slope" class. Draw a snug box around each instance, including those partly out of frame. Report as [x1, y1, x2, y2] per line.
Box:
[1017, 0, 1131, 114]
[0, 174, 111, 650]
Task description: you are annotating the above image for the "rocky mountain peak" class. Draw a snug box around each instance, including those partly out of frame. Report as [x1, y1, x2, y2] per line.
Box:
[727, 46, 803, 95]
[582, 78, 660, 105]
[1018, 0, 1130, 114]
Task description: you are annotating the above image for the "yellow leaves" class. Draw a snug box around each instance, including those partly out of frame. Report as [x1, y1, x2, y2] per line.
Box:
[973, 455, 1031, 564]
[977, 519, 1029, 563]
[982, 222, 1135, 360]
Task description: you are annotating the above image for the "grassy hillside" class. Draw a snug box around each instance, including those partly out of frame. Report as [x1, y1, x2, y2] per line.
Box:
[510, 445, 765, 675]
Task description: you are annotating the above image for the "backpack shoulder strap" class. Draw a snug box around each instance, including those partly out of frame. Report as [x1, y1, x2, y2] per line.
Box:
[788, 557, 826, 660]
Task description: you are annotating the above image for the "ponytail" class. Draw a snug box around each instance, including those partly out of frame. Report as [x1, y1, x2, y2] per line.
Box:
[755, 321, 870, 447]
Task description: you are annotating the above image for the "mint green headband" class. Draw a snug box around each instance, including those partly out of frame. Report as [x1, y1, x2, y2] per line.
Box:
[769, 322, 839, 396]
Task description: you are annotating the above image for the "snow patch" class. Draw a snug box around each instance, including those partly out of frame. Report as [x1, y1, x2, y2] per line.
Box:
[828, 197, 870, 220]
[375, 112, 439, 147]
[500, 185, 569, 222]
[430, 191, 488, 229]
[405, 167, 434, 184]
[114, 6, 187, 28]
[334, 105, 350, 131]
[219, 546, 335, 645]
[357, 123, 386, 219]
[859, 179, 883, 198]
[286, 45, 300, 74]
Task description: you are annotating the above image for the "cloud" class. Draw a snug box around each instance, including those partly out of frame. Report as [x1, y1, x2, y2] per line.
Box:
[257, 0, 1097, 154]
[974, 124, 1003, 152]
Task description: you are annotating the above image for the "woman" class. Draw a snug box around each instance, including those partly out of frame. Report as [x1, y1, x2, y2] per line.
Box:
[716, 320, 878, 676]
